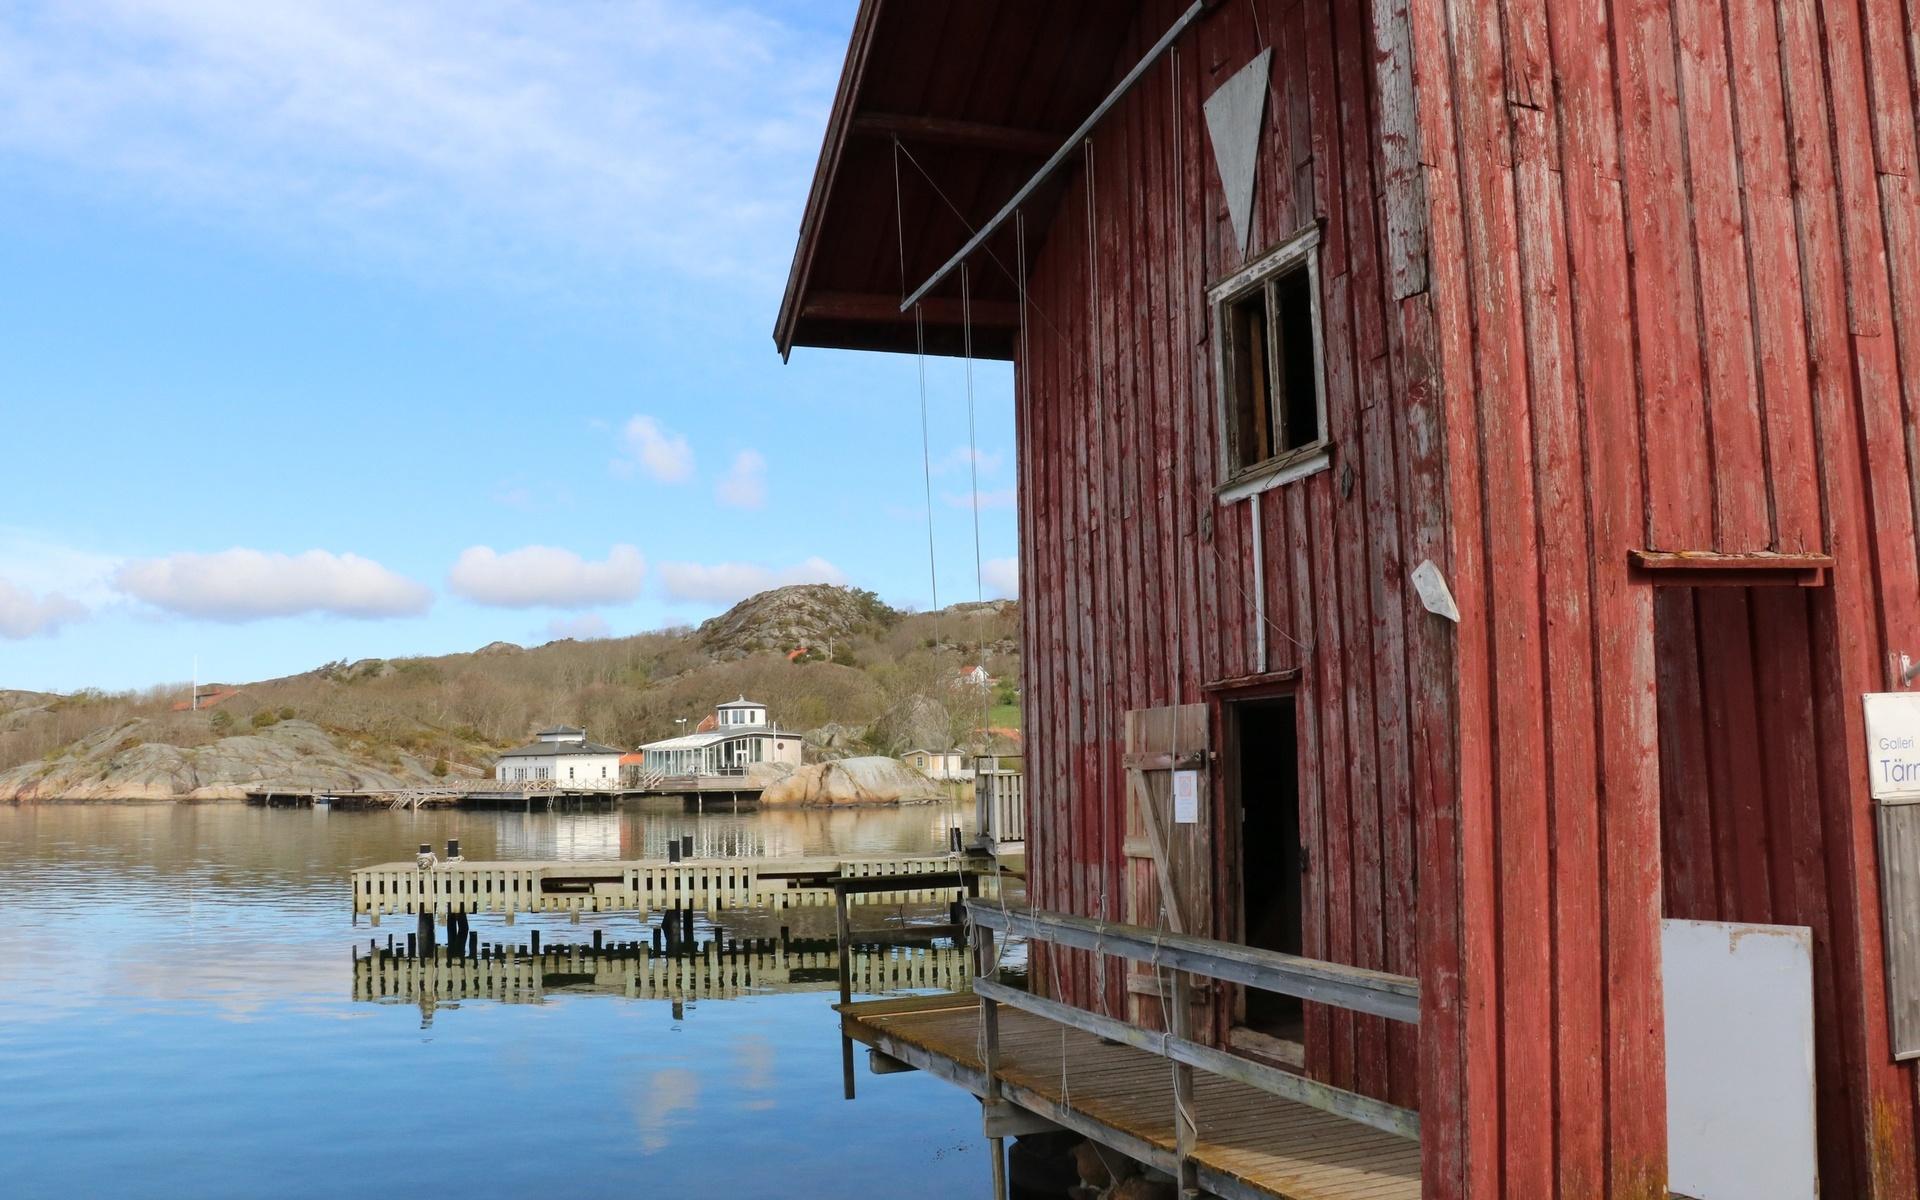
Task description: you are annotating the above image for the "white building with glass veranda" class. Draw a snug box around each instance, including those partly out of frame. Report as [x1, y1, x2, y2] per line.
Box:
[636, 698, 805, 777]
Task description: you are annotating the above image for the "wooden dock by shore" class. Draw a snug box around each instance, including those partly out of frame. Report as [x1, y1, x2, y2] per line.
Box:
[249, 776, 765, 811]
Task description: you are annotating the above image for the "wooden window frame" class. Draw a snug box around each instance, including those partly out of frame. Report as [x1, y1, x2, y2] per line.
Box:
[1209, 225, 1330, 502]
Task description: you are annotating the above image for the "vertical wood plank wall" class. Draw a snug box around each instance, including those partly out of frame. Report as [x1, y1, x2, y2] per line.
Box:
[1007, 0, 1919, 1197]
[1403, 0, 1920, 1196]
[1016, 0, 1432, 1124]
[1655, 586, 1858, 1190]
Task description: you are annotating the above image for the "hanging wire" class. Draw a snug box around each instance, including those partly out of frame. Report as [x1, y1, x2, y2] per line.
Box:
[1080, 132, 1118, 1021]
[1158, 43, 1206, 1146]
[960, 263, 993, 764]
[894, 140, 1072, 346]
[894, 136, 941, 642]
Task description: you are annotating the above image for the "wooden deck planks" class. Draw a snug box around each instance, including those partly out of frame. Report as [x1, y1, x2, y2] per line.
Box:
[843, 995, 1419, 1200]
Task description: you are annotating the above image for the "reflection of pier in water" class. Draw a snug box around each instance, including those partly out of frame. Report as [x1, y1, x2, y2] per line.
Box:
[353, 937, 972, 1011]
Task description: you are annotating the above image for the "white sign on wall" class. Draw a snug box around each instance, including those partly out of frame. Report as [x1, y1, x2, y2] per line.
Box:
[1172, 770, 1199, 825]
[1863, 692, 1920, 800]
[1663, 919, 1818, 1200]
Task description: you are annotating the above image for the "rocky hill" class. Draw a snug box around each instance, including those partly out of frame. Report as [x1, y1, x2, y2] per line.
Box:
[697, 583, 895, 658]
[0, 584, 1019, 801]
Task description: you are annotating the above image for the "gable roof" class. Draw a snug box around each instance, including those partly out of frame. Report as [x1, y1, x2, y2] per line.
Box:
[774, 0, 1140, 361]
[497, 739, 624, 759]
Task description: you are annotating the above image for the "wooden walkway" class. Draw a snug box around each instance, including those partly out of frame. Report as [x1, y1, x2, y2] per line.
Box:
[841, 994, 1420, 1200]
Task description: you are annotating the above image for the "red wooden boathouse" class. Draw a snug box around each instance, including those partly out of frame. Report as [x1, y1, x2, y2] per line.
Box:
[777, 2, 1920, 1197]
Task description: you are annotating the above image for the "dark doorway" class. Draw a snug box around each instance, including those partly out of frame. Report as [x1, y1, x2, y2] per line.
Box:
[1230, 696, 1304, 1043]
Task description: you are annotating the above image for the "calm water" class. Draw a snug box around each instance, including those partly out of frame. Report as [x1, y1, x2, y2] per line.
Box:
[0, 800, 993, 1199]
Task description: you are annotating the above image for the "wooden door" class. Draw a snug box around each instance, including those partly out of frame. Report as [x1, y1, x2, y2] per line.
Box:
[1123, 703, 1214, 1039]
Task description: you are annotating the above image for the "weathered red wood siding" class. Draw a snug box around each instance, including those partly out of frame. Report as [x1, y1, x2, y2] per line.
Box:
[1404, 0, 1920, 1195]
[1015, 0, 1435, 1119]
[1006, 0, 1918, 1195]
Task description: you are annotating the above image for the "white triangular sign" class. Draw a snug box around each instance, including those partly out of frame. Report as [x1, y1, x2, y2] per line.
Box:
[1204, 48, 1272, 259]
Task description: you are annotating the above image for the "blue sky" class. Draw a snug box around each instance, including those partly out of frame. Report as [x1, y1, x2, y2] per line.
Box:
[0, 1, 1017, 694]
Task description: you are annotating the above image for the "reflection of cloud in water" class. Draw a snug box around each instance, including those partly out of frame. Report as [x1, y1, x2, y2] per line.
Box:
[630, 1066, 701, 1154]
[732, 1033, 777, 1111]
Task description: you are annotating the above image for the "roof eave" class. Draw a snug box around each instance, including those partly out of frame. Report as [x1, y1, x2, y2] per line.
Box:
[773, 0, 885, 362]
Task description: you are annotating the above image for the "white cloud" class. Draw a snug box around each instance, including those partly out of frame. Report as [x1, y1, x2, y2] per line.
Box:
[448, 544, 646, 609]
[982, 557, 1019, 599]
[0, 528, 120, 609]
[658, 556, 845, 605]
[614, 417, 694, 483]
[0, 578, 87, 639]
[715, 449, 767, 509]
[0, 2, 843, 289]
[943, 487, 1018, 511]
[113, 549, 431, 621]
[545, 613, 611, 641]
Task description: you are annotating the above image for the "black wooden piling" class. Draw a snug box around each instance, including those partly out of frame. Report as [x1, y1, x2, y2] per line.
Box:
[681, 834, 694, 859]
[407, 932, 417, 956]
[531, 930, 540, 953]
[668, 840, 681, 863]
[592, 929, 603, 951]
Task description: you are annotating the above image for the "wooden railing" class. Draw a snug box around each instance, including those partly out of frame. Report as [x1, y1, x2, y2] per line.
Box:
[965, 901, 1420, 1196]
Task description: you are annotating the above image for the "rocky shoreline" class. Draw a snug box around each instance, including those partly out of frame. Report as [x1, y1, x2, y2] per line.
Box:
[0, 719, 453, 803]
[0, 728, 952, 807]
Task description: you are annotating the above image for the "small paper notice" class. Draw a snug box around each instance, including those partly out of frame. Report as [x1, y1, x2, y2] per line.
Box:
[1173, 770, 1200, 824]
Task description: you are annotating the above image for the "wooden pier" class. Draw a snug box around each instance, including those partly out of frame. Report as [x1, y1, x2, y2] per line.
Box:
[843, 996, 1418, 1200]
[351, 853, 998, 922]
[839, 901, 1422, 1200]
